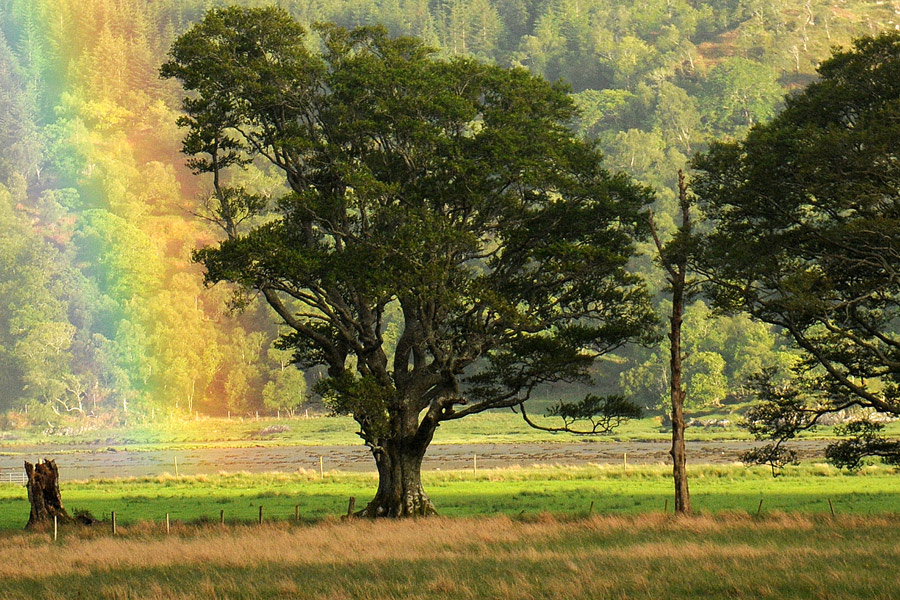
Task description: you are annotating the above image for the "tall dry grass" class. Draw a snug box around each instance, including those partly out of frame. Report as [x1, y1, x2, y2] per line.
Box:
[1, 513, 899, 599]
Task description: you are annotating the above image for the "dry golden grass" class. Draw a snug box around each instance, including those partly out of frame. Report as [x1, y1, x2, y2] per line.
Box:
[1, 513, 899, 599]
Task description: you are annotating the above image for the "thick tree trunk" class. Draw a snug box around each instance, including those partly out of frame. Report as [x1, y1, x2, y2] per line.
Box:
[359, 439, 437, 517]
[24, 459, 73, 530]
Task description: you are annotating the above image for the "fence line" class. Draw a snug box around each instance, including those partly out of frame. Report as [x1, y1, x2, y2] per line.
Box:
[0, 469, 26, 485]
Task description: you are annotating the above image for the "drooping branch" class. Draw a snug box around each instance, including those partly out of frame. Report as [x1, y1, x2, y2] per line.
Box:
[519, 395, 642, 435]
[739, 368, 859, 474]
[826, 420, 900, 471]
[784, 319, 899, 414]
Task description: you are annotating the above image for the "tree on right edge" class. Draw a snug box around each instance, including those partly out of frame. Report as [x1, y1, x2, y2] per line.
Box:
[691, 33, 900, 471]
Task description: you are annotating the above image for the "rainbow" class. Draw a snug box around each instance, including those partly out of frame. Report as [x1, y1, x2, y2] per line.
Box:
[0, 0, 258, 420]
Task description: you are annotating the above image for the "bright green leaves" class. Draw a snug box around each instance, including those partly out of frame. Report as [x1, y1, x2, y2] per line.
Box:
[262, 366, 307, 416]
[0, 186, 74, 411]
[701, 57, 782, 132]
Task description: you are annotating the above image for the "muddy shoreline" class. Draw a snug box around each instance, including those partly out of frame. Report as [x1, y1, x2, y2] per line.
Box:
[0, 440, 832, 481]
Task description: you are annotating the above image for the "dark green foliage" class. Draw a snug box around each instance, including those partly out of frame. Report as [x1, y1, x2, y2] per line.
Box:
[0, 33, 39, 183]
[741, 370, 821, 441]
[739, 369, 815, 474]
[163, 7, 655, 513]
[696, 33, 900, 471]
[544, 394, 643, 435]
[826, 421, 900, 471]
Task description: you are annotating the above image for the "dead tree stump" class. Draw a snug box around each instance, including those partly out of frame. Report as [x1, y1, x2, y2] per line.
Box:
[25, 459, 72, 530]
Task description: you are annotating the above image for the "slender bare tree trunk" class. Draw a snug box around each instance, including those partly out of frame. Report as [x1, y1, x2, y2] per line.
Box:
[652, 170, 692, 515]
[668, 250, 691, 515]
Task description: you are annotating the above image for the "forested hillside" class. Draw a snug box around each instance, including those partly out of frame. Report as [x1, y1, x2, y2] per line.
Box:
[0, 0, 897, 425]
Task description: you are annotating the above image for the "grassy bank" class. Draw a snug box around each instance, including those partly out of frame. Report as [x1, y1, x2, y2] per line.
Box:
[1, 512, 899, 599]
[0, 412, 727, 449]
[6, 411, 900, 450]
[0, 464, 897, 531]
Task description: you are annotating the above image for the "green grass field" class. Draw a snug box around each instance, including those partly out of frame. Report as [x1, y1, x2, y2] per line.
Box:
[1, 464, 897, 531]
[2, 464, 898, 599]
[3, 412, 899, 599]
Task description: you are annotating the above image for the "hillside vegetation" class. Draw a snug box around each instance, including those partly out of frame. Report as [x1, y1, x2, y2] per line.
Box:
[0, 0, 897, 427]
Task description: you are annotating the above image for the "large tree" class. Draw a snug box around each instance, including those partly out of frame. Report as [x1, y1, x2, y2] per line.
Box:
[162, 7, 655, 517]
[692, 33, 900, 470]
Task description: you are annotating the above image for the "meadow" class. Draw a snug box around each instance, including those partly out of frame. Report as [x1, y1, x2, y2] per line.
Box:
[1, 511, 898, 599]
[2, 457, 899, 598]
[3, 414, 898, 598]
[1, 464, 898, 531]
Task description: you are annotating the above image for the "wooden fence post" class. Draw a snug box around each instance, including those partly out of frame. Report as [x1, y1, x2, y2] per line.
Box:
[111, 511, 117, 535]
[347, 497, 356, 517]
[258, 505, 263, 524]
[295, 505, 300, 522]
[220, 509, 225, 525]
[166, 513, 170, 534]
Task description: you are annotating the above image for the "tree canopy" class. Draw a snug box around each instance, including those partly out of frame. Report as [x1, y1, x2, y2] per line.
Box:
[692, 33, 900, 470]
[161, 6, 655, 516]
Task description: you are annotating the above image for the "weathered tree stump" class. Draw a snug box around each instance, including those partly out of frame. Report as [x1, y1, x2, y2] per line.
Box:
[24, 459, 73, 530]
